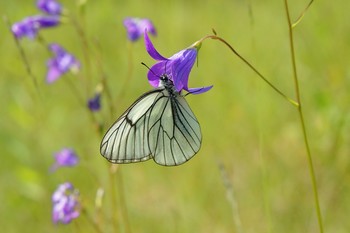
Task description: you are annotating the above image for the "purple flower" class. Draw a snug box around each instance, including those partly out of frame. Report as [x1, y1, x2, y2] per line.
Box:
[52, 182, 80, 224]
[51, 148, 79, 171]
[87, 93, 101, 112]
[37, 0, 62, 15]
[46, 43, 80, 83]
[123, 17, 156, 42]
[11, 15, 60, 39]
[144, 32, 213, 94]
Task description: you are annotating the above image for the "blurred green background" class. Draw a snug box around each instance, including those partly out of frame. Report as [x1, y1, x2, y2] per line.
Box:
[1, 0, 349, 232]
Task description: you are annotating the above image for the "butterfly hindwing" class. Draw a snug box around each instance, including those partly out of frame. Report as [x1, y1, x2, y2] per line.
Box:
[148, 94, 202, 166]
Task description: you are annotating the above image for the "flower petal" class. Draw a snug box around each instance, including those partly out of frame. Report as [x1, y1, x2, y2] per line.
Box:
[144, 31, 167, 61]
[57, 54, 75, 72]
[11, 15, 59, 39]
[46, 60, 61, 83]
[140, 19, 157, 36]
[55, 148, 79, 166]
[170, 48, 197, 92]
[48, 43, 65, 55]
[123, 17, 141, 41]
[186, 85, 213, 94]
[46, 43, 80, 83]
[88, 93, 101, 112]
[37, 0, 62, 15]
[50, 148, 79, 171]
[147, 62, 167, 88]
[11, 20, 37, 39]
[34, 15, 60, 28]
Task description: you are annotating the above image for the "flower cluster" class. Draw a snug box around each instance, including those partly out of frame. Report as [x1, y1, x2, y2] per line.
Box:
[11, 0, 62, 39]
[123, 17, 156, 42]
[50, 148, 80, 224]
[52, 182, 80, 224]
[46, 43, 80, 83]
[11, 1, 80, 84]
[51, 148, 79, 171]
[11, 15, 60, 40]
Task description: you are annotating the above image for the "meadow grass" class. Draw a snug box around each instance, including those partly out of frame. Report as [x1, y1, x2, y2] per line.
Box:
[1, 0, 350, 232]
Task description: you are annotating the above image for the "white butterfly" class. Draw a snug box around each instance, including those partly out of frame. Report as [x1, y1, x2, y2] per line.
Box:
[100, 74, 202, 166]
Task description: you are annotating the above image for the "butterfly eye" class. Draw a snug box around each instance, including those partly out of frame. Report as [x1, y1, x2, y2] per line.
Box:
[160, 75, 168, 81]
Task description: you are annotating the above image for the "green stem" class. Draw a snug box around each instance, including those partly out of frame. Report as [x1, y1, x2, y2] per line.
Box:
[284, 1, 324, 232]
[200, 35, 298, 106]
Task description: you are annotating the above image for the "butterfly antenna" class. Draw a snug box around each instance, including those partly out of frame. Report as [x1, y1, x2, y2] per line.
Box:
[141, 62, 160, 78]
[164, 60, 169, 75]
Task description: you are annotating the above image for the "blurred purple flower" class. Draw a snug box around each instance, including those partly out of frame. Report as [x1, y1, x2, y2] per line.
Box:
[52, 182, 80, 224]
[11, 15, 60, 39]
[144, 32, 212, 94]
[37, 0, 62, 15]
[87, 93, 101, 112]
[51, 148, 79, 171]
[46, 43, 80, 83]
[123, 17, 156, 42]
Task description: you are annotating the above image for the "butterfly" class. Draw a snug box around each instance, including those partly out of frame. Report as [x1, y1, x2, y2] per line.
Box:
[100, 74, 202, 166]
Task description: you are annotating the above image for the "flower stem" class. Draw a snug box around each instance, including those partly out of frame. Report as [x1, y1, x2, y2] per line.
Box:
[4, 15, 41, 96]
[117, 41, 134, 102]
[81, 207, 104, 233]
[284, 1, 324, 232]
[199, 35, 298, 107]
[291, 0, 314, 28]
[70, 13, 92, 99]
[92, 39, 115, 121]
[62, 74, 102, 136]
[109, 164, 120, 232]
[218, 162, 244, 233]
[116, 168, 132, 233]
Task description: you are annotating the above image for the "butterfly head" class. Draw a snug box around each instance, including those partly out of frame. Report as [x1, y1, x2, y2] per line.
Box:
[159, 74, 173, 87]
[159, 74, 180, 96]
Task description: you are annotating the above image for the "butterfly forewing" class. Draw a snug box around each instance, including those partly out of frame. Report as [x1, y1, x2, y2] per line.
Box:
[100, 90, 162, 163]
